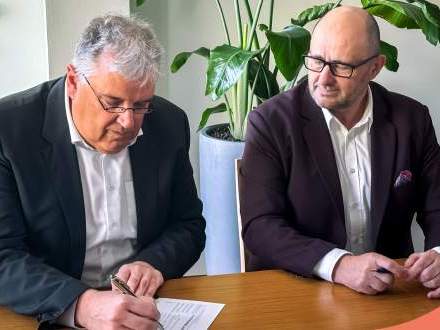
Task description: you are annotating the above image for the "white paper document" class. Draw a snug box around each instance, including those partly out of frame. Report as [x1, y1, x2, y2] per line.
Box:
[156, 298, 225, 330]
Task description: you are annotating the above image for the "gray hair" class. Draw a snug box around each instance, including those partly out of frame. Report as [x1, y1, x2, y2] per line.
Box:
[72, 14, 163, 85]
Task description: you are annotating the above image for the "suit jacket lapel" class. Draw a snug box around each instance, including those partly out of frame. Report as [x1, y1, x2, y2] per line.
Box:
[370, 83, 396, 247]
[41, 77, 86, 277]
[129, 119, 158, 246]
[302, 89, 345, 227]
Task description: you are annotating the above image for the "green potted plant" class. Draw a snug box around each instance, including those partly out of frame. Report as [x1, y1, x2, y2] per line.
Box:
[170, 0, 440, 275]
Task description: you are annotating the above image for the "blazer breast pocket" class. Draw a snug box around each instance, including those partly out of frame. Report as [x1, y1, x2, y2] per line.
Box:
[392, 170, 415, 205]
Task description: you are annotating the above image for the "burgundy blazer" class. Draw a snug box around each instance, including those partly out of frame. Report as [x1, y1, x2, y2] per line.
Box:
[240, 80, 440, 277]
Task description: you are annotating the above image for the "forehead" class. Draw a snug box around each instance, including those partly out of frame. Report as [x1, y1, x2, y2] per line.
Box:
[310, 16, 371, 62]
[89, 57, 155, 100]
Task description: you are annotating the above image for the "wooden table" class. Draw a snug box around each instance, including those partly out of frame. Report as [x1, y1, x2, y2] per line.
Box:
[1, 270, 440, 329]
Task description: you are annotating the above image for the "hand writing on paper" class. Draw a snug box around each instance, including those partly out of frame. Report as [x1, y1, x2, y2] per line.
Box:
[405, 250, 440, 299]
[333, 252, 408, 294]
[114, 261, 164, 297]
[75, 289, 159, 330]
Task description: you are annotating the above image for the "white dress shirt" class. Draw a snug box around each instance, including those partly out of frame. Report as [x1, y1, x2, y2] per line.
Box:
[58, 82, 142, 326]
[312, 88, 440, 282]
[313, 88, 374, 281]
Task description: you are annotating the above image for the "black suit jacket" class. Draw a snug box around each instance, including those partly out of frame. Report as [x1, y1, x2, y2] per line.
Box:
[0, 77, 205, 323]
[240, 80, 440, 277]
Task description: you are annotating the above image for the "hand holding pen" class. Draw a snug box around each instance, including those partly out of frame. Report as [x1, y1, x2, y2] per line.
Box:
[333, 252, 408, 295]
[111, 274, 165, 330]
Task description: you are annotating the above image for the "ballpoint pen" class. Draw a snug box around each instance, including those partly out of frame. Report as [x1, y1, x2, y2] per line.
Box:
[110, 274, 164, 329]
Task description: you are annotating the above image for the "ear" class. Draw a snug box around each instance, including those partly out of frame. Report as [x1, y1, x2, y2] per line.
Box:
[66, 64, 80, 99]
[369, 55, 386, 80]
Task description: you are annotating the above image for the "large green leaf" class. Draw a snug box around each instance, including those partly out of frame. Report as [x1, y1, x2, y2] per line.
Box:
[266, 25, 311, 81]
[291, 2, 340, 27]
[380, 40, 399, 71]
[136, 0, 145, 6]
[406, 0, 440, 27]
[170, 47, 210, 73]
[363, 0, 439, 45]
[205, 45, 259, 101]
[248, 59, 280, 101]
[197, 103, 227, 131]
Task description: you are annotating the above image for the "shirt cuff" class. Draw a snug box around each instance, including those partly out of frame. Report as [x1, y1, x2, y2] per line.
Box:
[313, 248, 352, 282]
[432, 246, 440, 254]
[56, 298, 82, 328]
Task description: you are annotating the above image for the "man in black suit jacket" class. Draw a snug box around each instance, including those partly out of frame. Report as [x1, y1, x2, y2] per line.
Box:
[241, 6, 440, 297]
[0, 15, 205, 329]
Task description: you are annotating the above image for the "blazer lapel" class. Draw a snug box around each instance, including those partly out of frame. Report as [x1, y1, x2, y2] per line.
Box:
[370, 84, 396, 246]
[302, 91, 345, 226]
[41, 77, 86, 277]
[129, 120, 158, 247]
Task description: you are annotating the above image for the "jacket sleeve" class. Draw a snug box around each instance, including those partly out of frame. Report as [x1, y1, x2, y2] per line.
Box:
[415, 107, 440, 249]
[0, 143, 89, 324]
[240, 110, 337, 277]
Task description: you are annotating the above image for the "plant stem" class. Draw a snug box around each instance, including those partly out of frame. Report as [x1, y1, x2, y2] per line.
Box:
[268, 0, 274, 31]
[243, 0, 261, 50]
[246, 0, 264, 51]
[234, 0, 243, 48]
[215, 0, 231, 45]
[224, 94, 234, 133]
[264, 0, 274, 68]
[234, 24, 249, 140]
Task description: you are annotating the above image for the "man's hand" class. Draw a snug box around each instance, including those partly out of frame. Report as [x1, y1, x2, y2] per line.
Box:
[333, 252, 408, 294]
[75, 289, 160, 330]
[405, 250, 440, 299]
[114, 261, 164, 297]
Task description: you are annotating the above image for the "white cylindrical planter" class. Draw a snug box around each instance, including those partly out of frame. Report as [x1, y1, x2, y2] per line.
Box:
[199, 124, 245, 275]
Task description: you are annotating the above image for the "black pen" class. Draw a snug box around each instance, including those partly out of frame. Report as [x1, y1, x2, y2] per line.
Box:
[110, 274, 164, 329]
[376, 267, 392, 274]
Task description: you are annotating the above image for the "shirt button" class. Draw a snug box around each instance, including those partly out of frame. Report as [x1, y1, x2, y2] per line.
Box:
[350, 168, 356, 174]
[352, 202, 358, 209]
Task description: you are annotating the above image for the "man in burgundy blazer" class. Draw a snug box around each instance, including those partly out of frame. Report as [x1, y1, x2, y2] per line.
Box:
[240, 7, 440, 297]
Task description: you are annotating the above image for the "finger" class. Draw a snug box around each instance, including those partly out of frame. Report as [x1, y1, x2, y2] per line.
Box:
[146, 272, 164, 297]
[127, 271, 142, 294]
[376, 258, 407, 279]
[135, 275, 151, 297]
[420, 259, 440, 284]
[368, 276, 390, 293]
[373, 272, 395, 287]
[121, 311, 157, 330]
[117, 265, 132, 283]
[427, 286, 440, 299]
[128, 296, 160, 320]
[405, 253, 422, 268]
[407, 253, 435, 281]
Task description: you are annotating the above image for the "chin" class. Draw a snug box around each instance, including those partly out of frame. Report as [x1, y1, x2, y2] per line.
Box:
[99, 142, 127, 154]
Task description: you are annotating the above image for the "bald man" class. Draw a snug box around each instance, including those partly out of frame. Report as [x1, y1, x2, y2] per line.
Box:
[240, 6, 440, 298]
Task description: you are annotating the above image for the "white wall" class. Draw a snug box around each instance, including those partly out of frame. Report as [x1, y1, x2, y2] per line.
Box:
[0, 0, 129, 97]
[135, 0, 440, 272]
[45, 0, 129, 78]
[0, 1, 49, 97]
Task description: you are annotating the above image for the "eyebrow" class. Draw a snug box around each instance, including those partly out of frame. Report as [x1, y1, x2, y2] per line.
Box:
[99, 94, 153, 104]
[308, 54, 352, 66]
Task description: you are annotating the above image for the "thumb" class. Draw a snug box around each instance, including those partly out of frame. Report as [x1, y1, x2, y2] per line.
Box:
[404, 253, 421, 268]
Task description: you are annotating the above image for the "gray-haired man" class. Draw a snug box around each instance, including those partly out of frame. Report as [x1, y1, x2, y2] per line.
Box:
[0, 15, 205, 329]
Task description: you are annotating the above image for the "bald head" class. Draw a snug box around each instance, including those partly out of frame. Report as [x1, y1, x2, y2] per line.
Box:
[306, 6, 386, 120]
[312, 6, 380, 56]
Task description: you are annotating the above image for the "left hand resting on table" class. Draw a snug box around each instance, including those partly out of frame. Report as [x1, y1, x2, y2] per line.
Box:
[113, 261, 164, 297]
[405, 250, 440, 299]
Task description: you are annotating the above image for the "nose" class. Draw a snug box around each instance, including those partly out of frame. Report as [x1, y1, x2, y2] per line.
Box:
[317, 64, 336, 85]
[117, 109, 135, 131]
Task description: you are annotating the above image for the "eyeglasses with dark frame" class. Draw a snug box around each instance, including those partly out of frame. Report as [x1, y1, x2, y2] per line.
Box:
[82, 75, 153, 114]
[302, 54, 379, 78]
